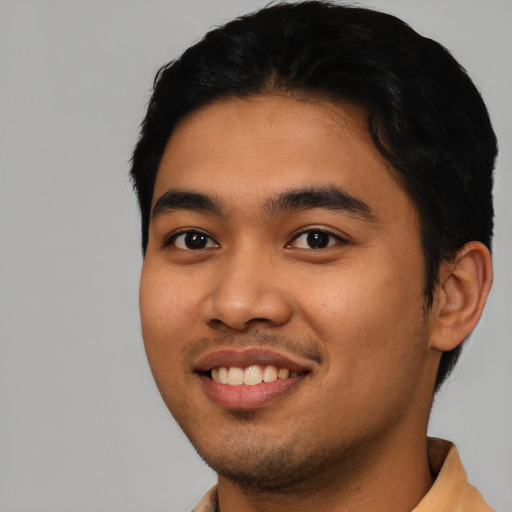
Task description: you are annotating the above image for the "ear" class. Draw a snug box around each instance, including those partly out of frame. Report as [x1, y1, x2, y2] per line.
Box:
[429, 241, 493, 351]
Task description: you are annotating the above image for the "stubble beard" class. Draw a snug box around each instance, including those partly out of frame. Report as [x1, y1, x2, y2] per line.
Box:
[178, 332, 334, 493]
[172, 326, 432, 495]
[185, 412, 350, 495]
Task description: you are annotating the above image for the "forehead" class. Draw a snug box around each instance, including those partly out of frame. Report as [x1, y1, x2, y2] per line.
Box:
[153, 95, 411, 221]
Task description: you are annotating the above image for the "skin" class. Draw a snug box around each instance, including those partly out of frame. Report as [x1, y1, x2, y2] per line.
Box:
[139, 95, 490, 512]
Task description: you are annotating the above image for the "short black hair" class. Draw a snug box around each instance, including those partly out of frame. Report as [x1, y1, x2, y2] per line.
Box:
[130, 1, 497, 391]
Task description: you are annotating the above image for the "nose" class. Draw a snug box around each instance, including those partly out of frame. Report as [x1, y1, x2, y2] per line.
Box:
[200, 249, 293, 331]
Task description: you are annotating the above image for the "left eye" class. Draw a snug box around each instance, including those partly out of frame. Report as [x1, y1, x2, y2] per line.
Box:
[171, 231, 219, 250]
[288, 230, 341, 249]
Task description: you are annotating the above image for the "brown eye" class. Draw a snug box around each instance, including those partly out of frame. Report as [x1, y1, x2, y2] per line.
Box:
[172, 231, 218, 250]
[289, 229, 341, 249]
[306, 231, 330, 248]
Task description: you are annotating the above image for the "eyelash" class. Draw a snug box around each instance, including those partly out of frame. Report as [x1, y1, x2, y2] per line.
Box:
[163, 230, 219, 250]
[163, 228, 345, 251]
[286, 228, 345, 250]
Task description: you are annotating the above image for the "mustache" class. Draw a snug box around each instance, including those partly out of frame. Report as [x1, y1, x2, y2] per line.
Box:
[183, 331, 324, 368]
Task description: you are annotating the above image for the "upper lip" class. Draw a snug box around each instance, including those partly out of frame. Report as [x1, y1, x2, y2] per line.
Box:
[194, 347, 317, 374]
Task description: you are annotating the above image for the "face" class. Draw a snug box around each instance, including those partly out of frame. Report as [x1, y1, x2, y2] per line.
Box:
[140, 95, 440, 491]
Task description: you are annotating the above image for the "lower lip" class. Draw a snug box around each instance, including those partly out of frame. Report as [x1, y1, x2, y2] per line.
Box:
[200, 374, 305, 410]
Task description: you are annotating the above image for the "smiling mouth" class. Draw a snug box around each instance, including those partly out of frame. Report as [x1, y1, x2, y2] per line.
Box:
[208, 365, 305, 386]
[196, 350, 313, 409]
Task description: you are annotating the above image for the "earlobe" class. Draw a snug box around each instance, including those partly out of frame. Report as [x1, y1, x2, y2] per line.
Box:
[429, 241, 493, 352]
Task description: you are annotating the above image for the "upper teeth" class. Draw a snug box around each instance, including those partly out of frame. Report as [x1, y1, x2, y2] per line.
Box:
[211, 365, 299, 386]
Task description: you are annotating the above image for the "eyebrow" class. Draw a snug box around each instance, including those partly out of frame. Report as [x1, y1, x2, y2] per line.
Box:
[152, 189, 224, 219]
[264, 186, 376, 222]
[151, 185, 376, 222]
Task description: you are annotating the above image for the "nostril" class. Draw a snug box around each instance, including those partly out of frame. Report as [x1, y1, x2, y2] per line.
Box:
[200, 285, 293, 331]
[207, 318, 247, 331]
[208, 317, 284, 332]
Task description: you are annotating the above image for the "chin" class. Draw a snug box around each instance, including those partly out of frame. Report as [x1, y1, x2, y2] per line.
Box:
[189, 429, 339, 493]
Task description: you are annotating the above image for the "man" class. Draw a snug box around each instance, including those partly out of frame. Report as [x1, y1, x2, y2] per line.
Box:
[130, 2, 496, 511]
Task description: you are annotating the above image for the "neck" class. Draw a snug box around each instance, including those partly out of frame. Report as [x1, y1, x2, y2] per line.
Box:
[216, 430, 434, 512]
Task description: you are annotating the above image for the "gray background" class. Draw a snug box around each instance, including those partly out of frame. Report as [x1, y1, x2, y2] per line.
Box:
[1, 1, 510, 511]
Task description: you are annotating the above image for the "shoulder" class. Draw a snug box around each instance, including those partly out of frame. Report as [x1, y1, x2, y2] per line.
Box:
[413, 438, 495, 512]
[191, 486, 218, 512]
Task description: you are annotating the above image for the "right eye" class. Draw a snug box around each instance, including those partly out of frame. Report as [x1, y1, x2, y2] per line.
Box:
[169, 230, 219, 250]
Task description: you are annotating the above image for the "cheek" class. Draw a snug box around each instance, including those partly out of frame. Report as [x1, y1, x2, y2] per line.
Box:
[139, 264, 208, 423]
[295, 265, 429, 436]
[139, 264, 197, 377]
[297, 253, 427, 374]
